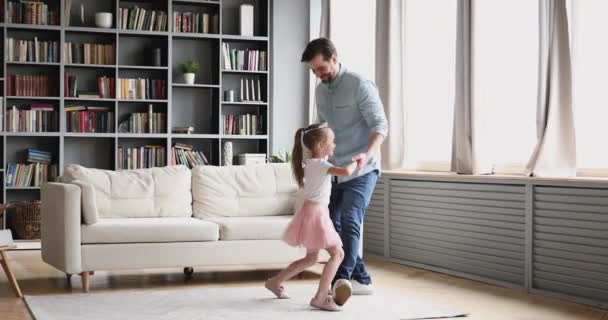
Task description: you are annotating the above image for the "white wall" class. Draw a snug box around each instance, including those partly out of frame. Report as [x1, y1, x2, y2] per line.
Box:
[270, 0, 310, 156]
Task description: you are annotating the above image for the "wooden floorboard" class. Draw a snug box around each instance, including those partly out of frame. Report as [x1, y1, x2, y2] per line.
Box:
[0, 251, 606, 320]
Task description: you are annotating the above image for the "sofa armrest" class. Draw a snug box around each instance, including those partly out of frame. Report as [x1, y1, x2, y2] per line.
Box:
[41, 183, 83, 274]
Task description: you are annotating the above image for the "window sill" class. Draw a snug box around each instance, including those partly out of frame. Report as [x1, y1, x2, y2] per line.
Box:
[382, 169, 608, 186]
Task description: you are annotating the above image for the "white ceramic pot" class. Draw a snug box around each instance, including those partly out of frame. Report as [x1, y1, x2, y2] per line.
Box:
[184, 73, 196, 85]
[95, 12, 113, 28]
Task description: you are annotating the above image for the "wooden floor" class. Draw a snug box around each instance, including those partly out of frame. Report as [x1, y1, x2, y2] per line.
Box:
[0, 250, 606, 320]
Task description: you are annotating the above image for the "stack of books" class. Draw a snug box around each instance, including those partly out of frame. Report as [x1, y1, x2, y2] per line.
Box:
[5, 149, 57, 187]
[119, 7, 168, 31]
[222, 113, 264, 135]
[6, 104, 58, 132]
[222, 44, 267, 71]
[117, 78, 166, 100]
[7, 74, 56, 97]
[65, 106, 114, 133]
[7, 1, 60, 25]
[117, 146, 166, 170]
[6, 37, 60, 63]
[171, 143, 209, 168]
[64, 43, 115, 65]
[173, 11, 219, 34]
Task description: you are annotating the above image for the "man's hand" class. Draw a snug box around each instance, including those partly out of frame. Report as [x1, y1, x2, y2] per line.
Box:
[352, 153, 369, 170]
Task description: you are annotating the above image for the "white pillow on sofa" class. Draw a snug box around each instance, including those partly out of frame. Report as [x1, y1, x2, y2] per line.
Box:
[71, 180, 99, 225]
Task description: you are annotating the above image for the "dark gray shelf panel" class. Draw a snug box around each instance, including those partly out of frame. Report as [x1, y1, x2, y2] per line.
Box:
[118, 99, 168, 103]
[118, 65, 169, 70]
[64, 133, 116, 138]
[173, 83, 220, 89]
[172, 33, 221, 39]
[221, 135, 268, 140]
[65, 97, 116, 102]
[221, 101, 267, 106]
[5, 23, 61, 31]
[222, 70, 268, 74]
[118, 134, 168, 138]
[65, 64, 116, 69]
[119, 30, 170, 36]
[6, 62, 60, 66]
[172, 133, 219, 139]
[6, 96, 60, 100]
[2, 132, 61, 137]
[222, 34, 269, 42]
[65, 27, 118, 34]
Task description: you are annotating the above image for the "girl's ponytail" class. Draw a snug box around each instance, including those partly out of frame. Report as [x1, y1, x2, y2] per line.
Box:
[291, 127, 306, 188]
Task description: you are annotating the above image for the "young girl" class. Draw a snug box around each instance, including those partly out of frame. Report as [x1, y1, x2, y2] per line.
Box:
[265, 123, 357, 312]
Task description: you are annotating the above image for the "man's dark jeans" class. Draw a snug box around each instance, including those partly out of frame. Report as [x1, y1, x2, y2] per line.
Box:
[329, 170, 378, 285]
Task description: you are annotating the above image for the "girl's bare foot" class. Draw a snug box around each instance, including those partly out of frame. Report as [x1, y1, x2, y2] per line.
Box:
[310, 295, 341, 311]
[265, 278, 290, 299]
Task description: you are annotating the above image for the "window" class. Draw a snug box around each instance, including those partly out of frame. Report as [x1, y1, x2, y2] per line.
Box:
[570, 0, 608, 175]
[472, 0, 539, 174]
[330, 0, 376, 81]
[402, 0, 457, 171]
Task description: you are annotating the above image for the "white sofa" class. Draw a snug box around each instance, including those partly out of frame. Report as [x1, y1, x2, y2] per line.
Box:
[41, 163, 309, 292]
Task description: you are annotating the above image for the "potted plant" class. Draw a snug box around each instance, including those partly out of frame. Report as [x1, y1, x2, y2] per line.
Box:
[180, 60, 200, 85]
[270, 149, 291, 163]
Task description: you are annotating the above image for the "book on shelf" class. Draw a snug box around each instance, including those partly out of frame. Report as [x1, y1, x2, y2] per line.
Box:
[117, 78, 166, 100]
[65, 105, 114, 133]
[171, 143, 209, 168]
[173, 11, 219, 34]
[64, 43, 115, 65]
[27, 148, 52, 163]
[64, 74, 115, 98]
[7, 74, 56, 97]
[6, 104, 58, 132]
[5, 162, 57, 187]
[222, 43, 267, 71]
[6, 37, 60, 63]
[7, 1, 60, 25]
[221, 113, 264, 135]
[119, 6, 168, 31]
[172, 126, 194, 134]
[117, 146, 166, 170]
[126, 106, 166, 133]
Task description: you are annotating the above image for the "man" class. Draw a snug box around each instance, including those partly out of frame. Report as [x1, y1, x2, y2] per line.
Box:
[301, 38, 388, 306]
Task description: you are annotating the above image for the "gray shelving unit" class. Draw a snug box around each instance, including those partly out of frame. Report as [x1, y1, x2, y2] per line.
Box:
[0, 0, 271, 245]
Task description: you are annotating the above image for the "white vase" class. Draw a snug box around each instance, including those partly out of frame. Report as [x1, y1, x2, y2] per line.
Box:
[94, 12, 113, 28]
[223, 142, 233, 166]
[184, 73, 195, 85]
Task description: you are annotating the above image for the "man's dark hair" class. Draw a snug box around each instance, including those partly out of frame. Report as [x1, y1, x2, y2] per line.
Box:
[301, 38, 337, 62]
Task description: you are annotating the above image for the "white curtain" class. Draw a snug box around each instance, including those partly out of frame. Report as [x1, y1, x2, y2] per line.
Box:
[308, 0, 331, 124]
[375, 0, 407, 170]
[450, 0, 475, 174]
[525, 0, 576, 177]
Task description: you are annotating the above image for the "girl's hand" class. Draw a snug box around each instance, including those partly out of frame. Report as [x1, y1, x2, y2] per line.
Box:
[328, 161, 358, 177]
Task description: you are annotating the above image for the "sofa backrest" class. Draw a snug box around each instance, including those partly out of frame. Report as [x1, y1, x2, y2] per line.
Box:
[62, 164, 192, 218]
[192, 163, 298, 218]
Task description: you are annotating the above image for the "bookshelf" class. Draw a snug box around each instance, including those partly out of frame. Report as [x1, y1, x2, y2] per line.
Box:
[0, 0, 271, 246]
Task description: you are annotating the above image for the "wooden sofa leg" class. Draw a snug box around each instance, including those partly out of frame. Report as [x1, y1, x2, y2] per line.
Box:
[66, 273, 72, 284]
[81, 272, 90, 293]
[0, 250, 23, 298]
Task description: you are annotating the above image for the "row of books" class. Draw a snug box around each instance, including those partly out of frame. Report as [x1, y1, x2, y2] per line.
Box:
[7, 1, 60, 25]
[222, 44, 267, 71]
[221, 113, 264, 135]
[65, 106, 114, 133]
[64, 43, 115, 65]
[126, 112, 167, 134]
[6, 38, 60, 63]
[117, 79, 167, 100]
[5, 104, 58, 132]
[6, 74, 57, 97]
[171, 143, 209, 169]
[65, 75, 115, 99]
[173, 11, 219, 34]
[117, 146, 166, 170]
[119, 7, 168, 31]
[5, 162, 58, 187]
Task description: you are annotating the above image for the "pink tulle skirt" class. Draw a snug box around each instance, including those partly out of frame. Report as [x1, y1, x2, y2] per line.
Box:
[282, 200, 343, 250]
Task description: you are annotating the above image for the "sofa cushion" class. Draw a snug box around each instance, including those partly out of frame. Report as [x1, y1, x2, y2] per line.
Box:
[63, 164, 192, 218]
[81, 217, 219, 244]
[205, 216, 292, 241]
[71, 180, 99, 225]
[192, 163, 298, 219]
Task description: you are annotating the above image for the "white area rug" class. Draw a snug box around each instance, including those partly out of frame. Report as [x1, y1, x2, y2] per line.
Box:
[25, 284, 467, 320]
